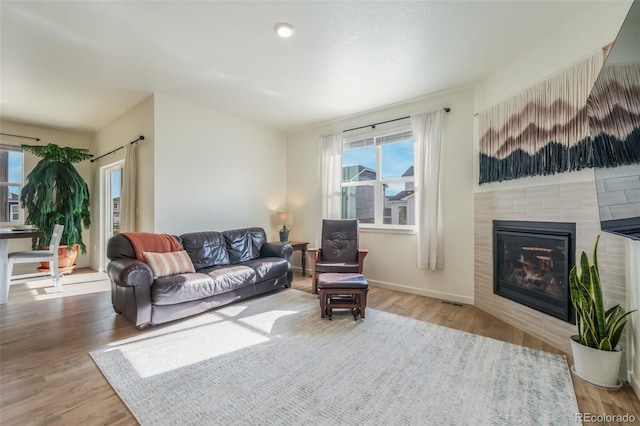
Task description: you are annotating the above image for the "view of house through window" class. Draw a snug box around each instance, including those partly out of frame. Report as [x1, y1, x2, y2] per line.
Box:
[0, 146, 23, 223]
[341, 128, 415, 226]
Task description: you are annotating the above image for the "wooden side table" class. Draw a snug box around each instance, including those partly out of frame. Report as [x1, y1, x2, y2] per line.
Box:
[286, 241, 308, 276]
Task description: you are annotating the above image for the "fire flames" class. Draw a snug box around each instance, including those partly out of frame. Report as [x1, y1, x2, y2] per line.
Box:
[504, 246, 565, 297]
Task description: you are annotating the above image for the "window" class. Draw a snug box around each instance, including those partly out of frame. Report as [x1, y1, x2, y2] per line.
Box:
[107, 165, 122, 234]
[10, 204, 19, 222]
[0, 146, 23, 223]
[341, 128, 415, 226]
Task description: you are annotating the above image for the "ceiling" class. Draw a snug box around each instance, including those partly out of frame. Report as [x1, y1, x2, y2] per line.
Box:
[1, 1, 604, 133]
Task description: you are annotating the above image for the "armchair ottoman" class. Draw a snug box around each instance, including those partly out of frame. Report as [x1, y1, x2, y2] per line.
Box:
[317, 272, 368, 320]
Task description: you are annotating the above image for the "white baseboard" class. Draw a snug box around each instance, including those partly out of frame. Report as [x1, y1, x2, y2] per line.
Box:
[630, 371, 640, 399]
[293, 268, 474, 305]
[364, 279, 474, 306]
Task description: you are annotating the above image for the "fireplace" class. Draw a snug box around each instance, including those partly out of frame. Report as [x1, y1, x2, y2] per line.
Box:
[493, 220, 575, 323]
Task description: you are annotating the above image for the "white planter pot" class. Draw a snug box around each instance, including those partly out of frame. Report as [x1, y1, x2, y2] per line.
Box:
[570, 335, 622, 388]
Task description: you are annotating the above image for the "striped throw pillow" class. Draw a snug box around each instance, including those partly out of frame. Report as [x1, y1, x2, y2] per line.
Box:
[142, 250, 195, 278]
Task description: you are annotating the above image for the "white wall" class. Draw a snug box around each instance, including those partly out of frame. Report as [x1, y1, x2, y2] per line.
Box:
[153, 93, 287, 236]
[92, 95, 155, 270]
[475, 1, 632, 113]
[473, 0, 633, 194]
[287, 87, 475, 303]
[0, 120, 93, 270]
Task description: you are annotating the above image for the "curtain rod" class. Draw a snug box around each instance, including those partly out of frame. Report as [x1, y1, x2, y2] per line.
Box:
[90, 135, 144, 163]
[343, 108, 451, 133]
[0, 132, 40, 141]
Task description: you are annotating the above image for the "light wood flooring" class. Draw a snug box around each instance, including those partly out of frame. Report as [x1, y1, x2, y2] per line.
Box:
[1, 270, 639, 425]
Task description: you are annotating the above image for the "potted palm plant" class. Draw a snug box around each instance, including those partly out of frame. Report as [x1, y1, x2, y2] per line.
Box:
[19, 143, 93, 273]
[569, 235, 635, 389]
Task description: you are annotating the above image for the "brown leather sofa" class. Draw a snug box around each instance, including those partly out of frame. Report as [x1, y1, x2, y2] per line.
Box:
[107, 227, 292, 328]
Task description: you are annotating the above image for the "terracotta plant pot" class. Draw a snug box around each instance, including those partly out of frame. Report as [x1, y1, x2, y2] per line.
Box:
[37, 244, 80, 275]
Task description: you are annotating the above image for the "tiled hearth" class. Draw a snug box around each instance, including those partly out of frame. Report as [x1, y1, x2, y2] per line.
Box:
[474, 180, 627, 353]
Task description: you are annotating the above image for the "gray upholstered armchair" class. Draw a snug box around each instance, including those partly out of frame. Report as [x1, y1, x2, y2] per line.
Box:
[307, 219, 368, 294]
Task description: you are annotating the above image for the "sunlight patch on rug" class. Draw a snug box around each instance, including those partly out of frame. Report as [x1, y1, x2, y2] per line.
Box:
[102, 306, 300, 378]
[90, 289, 580, 425]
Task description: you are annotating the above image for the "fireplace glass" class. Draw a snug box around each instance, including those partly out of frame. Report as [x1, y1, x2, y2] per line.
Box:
[493, 221, 575, 323]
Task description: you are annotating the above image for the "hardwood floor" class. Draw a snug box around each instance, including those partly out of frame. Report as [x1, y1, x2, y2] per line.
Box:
[1, 270, 639, 425]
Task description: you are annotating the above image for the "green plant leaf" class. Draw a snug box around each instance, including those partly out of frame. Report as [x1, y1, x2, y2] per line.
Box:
[569, 235, 636, 351]
[592, 235, 600, 271]
[590, 264, 606, 340]
[599, 337, 612, 351]
[20, 143, 92, 253]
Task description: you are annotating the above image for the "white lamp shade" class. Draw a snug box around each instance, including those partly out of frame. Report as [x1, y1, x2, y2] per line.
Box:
[277, 211, 293, 225]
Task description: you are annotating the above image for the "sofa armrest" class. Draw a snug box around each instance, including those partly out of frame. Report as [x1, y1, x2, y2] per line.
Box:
[260, 242, 293, 261]
[261, 242, 293, 286]
[107, 258, 155, 328]
[107, 258, 154, 289]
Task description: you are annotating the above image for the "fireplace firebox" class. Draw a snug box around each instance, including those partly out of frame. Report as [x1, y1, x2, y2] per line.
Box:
[493, 220, 575, 323]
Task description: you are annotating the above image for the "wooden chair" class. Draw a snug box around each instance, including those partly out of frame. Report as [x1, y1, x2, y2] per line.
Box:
[307, 219, 368, 294]
[5, 224, 65, 297]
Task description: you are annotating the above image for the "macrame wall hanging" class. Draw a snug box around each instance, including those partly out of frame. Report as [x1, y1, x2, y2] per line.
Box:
[477, 51, 636, 184]
[587, 63, 640, 167]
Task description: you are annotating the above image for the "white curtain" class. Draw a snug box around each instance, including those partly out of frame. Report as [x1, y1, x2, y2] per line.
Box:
[318, 132, 343, 245]
[412, 110, 445, 270]
[120, 143, 137, 232]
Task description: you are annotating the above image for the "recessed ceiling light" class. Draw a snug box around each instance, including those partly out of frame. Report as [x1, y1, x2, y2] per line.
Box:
[274, 22, 295, 38]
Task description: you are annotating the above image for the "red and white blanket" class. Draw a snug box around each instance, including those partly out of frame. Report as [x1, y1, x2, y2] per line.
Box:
[120, 232, 182, 261]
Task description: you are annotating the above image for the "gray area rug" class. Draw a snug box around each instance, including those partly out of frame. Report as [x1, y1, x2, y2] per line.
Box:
[90, 289, 579, 425]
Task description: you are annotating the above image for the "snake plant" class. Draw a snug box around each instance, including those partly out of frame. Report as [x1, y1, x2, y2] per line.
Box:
[20, 143, 92, 254]
[569, 235, 634, 351]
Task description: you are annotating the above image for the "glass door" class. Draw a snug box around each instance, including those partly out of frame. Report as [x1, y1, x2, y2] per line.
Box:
[103, 161, 123, 270]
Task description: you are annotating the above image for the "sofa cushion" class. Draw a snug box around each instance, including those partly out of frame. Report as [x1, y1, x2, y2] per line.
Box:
[152, 272, 216, 305]
[198, 265, 257, 295]
[223, 228, 266, 264]
[315, 261, 360, 274]
[143, 250, 195, 279]
[180, 231, 230, 270]
[242, 257, 289, 282]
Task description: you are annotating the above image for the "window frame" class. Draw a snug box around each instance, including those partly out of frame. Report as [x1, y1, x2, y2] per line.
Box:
[0, 144, 24, 225]
[341, 125, 415, 230]
[10, 204, 20, 222]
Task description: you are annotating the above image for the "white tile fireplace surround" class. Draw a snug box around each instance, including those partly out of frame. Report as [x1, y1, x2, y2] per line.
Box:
[474, 180, 628, 354]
